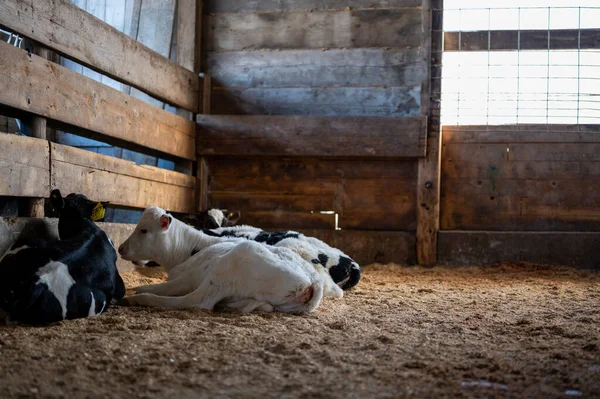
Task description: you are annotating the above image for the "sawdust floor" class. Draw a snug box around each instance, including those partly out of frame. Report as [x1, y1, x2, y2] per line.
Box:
[1, 263, 599, 399]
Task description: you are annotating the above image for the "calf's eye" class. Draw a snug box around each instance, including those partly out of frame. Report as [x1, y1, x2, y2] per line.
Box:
[140, 229, 148, 234]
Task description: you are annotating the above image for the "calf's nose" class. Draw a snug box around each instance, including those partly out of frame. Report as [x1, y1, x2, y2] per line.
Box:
[118, 245, 125, 255]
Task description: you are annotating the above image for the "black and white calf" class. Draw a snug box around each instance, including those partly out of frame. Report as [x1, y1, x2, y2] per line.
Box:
[0, 190, 125, 325]
[201, 225, 361, 290]
[180, 209, 241, 230]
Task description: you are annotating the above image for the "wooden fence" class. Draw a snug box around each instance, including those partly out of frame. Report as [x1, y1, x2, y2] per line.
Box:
[0, 0, 440, 267]
[0, 0, 202, 271]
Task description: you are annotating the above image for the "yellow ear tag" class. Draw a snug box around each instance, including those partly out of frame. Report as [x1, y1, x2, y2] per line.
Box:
[91, 202, 106, 221]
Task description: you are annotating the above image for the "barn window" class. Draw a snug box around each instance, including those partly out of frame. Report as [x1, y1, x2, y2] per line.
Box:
[441, 0, 600, 125]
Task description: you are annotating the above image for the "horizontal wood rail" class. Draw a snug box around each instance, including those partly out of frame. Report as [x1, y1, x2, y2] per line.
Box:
[444, 29, 600, 51]
[206, 8, 424, 52]
[439, 231, 600, 270]
[0, 134, 196, 214]
[0, 42, 195, 160]
[204, 0, 421, 13]
[0, 0, 198, 111]
[443, 124, 600, 143]
[51, 143, 196, 213]
[197, 115, 427, 158]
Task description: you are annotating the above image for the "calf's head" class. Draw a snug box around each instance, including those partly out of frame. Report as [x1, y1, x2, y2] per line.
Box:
[180, 209, 241, 229]
[118, 206, 174, 262]
[49, 190, 109, 239]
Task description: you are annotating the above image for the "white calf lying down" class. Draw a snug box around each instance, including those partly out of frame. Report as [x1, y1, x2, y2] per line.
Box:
[118, 207, 329, 313]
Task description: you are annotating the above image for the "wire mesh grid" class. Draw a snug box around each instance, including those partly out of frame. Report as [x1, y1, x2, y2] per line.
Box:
[438, 5, 600, 126]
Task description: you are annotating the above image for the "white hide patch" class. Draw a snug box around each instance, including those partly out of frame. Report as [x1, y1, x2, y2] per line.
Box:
[0, 245, 30, 263]
[208, 209, 226, 227]
[36, 261, 75, 320]
[88, 291, 96, 317]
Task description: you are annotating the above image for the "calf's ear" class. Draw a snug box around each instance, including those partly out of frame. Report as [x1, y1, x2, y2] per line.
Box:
[50, 189, 65, 210]
[159, 215, 172, 231]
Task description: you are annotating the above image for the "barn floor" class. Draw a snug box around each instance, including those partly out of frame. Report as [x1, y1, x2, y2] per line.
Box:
[1, 263, 599, 399]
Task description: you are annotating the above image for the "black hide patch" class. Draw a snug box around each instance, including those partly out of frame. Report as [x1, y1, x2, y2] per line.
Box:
[255, 231, 300, 246]
[328, 256, 354, 287]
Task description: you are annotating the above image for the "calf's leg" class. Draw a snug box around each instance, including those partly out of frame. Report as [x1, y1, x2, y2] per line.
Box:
[136, 276, 193, 296]
[122, 280, 221, 310]
[224, 299, 274, 313]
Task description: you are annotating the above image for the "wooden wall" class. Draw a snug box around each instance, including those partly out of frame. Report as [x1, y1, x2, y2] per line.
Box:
[439, 125, 600, 269]
[199, 1, 431, 265]
[441, 125, 600, 231]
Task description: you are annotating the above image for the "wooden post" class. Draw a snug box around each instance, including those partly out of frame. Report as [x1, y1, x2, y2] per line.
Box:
[416, 0, 443, 265]
[173, 0, 201, 175]
[201, 74, 211, 115]
[176, 0, 210, 211]
[197, 74, 211, 211]
[26, 46, 50, 217]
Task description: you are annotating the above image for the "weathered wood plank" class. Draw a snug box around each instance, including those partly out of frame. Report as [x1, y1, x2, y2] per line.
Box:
[241, 211, 336, 230]
[442, 159, 600, 180]
[176, 0, 198, 72]
[206, 48, 427, 88]
[50, 143, 196, 213]
[443, 125, 600, 143]
[441, 178, 600, 231]
[126, 0, 177, 112]
[209, 158, 418, 179]
[0, 0, 198, 111]
[211, 86, 422, 116]
[0, 42, 195, 160]
[285, 229, 417, 266]
[197, 115, 426, 158]
[441, 212, 600, 231]
[206, 9, 423, 52]
[340, 209, 416, 230]
[210, 177, 339, 197]
[210, 168, 415, 197]
[198, 158, 210, 212]
[209, 193, 338, 213]
[0, 133, 49, 198]
[211, 184, 416, 212]
[443, 176, 600, 206]
[205, 0, 422, 13]
[438, 231, 600, 270]
[444, 29, 600, 51]
[25, 46, 49, 217]
[446, 142, 600, 163]
[416, 0, 438, 265]
[417, 134, 442, 265]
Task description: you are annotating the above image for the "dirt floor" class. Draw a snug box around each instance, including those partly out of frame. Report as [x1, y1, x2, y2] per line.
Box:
[1, 263, 599, 399]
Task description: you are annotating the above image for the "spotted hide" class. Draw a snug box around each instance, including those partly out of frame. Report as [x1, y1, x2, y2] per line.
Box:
[0, 190, 125, 325]
[202, 225, 361, 290]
